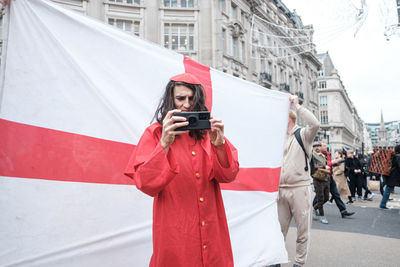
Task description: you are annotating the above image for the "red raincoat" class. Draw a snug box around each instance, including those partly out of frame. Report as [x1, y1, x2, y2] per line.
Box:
[125, 123, 239, 267]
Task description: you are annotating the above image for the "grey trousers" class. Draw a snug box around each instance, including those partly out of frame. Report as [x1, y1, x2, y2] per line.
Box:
[278, 185, 312, 266]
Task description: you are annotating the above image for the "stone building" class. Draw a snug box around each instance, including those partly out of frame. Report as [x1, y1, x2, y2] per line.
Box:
[316, 52, 365, 154]
[363, 123, 373, 153]
[0, 0, 321, 115]
[365, 112, 400, 148]
[377, 111, 389, 146]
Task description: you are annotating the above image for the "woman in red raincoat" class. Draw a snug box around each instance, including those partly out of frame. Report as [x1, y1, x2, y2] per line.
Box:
[125, 73, 239, 267]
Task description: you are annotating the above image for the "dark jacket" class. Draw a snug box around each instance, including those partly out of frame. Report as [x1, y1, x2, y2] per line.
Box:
[383, 154, 400, 187]
[345, 157, 362, 177]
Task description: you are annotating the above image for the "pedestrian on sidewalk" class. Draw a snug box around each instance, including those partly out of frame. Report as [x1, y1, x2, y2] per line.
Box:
[277, 95, 319, 267]
[345, 150, 363, 202]
[332, 151, 352, 203]
[357, 153, 373, 200]
[311, 142, 330, 224]
[380, 145, 400, 209]
[314, 143, 355, 218]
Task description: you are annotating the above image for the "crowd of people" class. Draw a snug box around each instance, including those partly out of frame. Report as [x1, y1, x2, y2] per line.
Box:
[273, 95, 400, 267]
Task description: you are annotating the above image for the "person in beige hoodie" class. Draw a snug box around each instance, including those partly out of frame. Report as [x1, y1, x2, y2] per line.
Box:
[277, 95, 319, 267]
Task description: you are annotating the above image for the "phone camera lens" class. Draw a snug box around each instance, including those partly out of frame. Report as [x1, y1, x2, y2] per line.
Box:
[188, 116, 197, 125]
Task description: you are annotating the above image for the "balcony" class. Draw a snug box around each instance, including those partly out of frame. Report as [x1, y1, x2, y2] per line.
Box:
[260, 72, 272, 83]
[280, 83, 290, 92]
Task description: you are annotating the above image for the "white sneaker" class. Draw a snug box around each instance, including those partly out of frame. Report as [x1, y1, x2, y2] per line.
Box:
[320, 216, 328, 224]
[367, 193, 374, 200]
[312, 209, 319, 221]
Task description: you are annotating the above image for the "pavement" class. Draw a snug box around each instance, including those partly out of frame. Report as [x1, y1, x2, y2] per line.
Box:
[281, 188, 400, 267]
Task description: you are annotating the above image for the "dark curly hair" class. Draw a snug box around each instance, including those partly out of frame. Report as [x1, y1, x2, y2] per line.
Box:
[153, 80, 209, 140]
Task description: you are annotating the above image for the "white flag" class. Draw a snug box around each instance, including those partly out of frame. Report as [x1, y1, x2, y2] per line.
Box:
[0, 0, 289, 266]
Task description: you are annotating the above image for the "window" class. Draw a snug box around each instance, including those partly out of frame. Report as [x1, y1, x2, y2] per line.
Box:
[164, 0, 177, 7]
[398, 5, 400, 24]
[134, 21, 140, 36]
[222, 28, 226, 54]
[260, 58, 265, 72]
[241, 41, 246, 62]
[318, 70, 324, 77]
[231, 4, 237, 19]
[259, 30, 264, 46]
[164, 24, 194, 51]
[109, 18, 137, 34]
[232, 36, 237, 57]
[164, 0, 194, 8]
[268, 62, 272, 75]
[319, 81, 327, 88]
[181, 0, 194, 8]
[320, 96, 327, 106]
[321, 111, 329, 124]
[220, 0, 226, 13]
[109, 0, 140, 4]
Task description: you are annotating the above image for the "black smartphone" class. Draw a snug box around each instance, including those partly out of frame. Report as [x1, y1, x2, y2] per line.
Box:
[173, 111, 211, 131]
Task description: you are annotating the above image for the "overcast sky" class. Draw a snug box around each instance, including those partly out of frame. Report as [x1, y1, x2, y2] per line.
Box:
[283, 0, 400, 123]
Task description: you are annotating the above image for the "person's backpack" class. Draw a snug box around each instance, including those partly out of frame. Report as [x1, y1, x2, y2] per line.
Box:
[294, 128, 313, 174]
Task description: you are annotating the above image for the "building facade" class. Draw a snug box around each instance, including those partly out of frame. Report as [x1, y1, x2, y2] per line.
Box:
[363, 123, 373, 153]
[0, 0, 321, 115]
[316, 52, 365, 154]
[366, 113, 400, 148]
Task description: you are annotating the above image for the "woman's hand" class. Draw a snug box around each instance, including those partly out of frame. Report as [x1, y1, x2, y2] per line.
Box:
[209, 117, 225, 147]
[160, 109, 188, 153]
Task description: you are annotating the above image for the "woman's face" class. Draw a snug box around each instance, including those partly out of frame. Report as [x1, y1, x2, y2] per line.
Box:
[173, 85, 194, 112]
[335, 151, 340, 159]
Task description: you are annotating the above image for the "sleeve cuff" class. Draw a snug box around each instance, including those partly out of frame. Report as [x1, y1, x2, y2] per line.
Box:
[153, 141, 179, 175]
[211, 138, 239, 183]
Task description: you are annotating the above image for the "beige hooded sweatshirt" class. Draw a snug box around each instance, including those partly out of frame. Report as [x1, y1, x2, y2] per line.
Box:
[280, 106, 320, 187]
